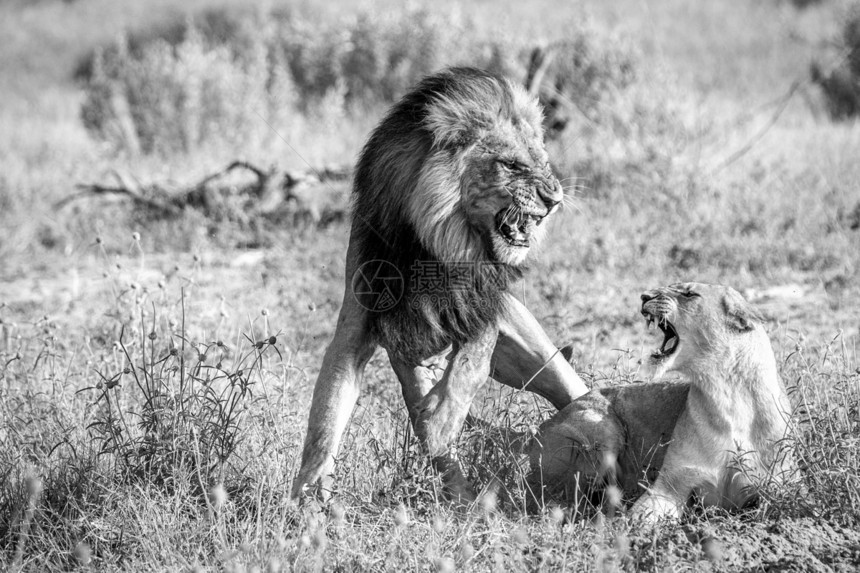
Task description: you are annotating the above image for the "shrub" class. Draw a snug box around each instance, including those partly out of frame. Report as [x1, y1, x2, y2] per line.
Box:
[789, 0, 828, 8]
[280, 7, 467, 107]
[810, 3, 860, 121]
[80, 19, 293, 155]
[74, 6, 278, 82]
[81, 301, 275, 488]
[847, 4, 860, 78]
[542, 27, 698, 202]
[524, 32, 638, 139]
[77, 4, 667, 212]
[0, 281, 287, 567]
[78, 6, 469, 154]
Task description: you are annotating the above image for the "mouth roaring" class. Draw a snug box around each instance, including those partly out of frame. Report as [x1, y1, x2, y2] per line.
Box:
[643, 310, 679, 361]
[495, 205, 542, 248]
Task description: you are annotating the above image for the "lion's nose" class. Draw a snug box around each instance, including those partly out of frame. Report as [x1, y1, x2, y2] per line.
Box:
[542, 196, 561, 211]
[538, 178, 564, 212]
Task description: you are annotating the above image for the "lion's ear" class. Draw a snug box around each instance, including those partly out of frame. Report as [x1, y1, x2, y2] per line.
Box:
[721, 291, 762, 332]
[424, 94, 490, 149]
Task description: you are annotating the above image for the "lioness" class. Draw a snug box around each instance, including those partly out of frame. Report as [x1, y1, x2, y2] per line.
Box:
[529, 283, 794, 522]
[292, 68, 588, 502]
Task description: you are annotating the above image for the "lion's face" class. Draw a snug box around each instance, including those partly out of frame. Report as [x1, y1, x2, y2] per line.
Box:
[640, 282, 763, 378]
[461, 135, 563, 266]
[410, 74, 564, 268]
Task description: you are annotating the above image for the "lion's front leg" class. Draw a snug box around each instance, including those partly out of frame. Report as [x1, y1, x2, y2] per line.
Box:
[410, 326, 499, 503]
[629, 428, 701, 523]
[492, 293, 588, 409]
[630, 490, 685, 524]
[630, 472, 689, 523]
[290, 284, 376, 501]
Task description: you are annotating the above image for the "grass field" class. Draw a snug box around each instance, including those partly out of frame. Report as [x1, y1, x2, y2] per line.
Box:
[1, 0, 860, 570]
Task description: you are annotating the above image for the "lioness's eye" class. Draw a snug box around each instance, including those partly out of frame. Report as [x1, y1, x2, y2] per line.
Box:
[498, 158, 520, 171]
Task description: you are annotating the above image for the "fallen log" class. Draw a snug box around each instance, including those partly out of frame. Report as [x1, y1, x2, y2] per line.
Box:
[57, 161, 352, 225]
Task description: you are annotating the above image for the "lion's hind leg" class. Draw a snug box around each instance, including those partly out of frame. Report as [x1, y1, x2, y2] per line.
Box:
[403, 327, 499, 504]
[388, 350, 449, 428]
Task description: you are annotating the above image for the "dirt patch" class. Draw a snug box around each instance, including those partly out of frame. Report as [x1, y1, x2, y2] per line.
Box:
[701, 518, 860, 572]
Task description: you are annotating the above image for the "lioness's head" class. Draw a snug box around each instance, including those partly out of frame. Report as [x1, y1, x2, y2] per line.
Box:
[640, 282, 764, 378]
[409, 68, 564, 267]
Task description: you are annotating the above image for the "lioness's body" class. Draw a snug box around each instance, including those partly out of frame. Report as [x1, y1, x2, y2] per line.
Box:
[292, 68, 587, 502]
[530, 283, 794, 521]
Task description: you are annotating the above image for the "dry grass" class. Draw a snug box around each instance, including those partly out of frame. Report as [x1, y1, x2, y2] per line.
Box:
[1, 0, 860, 571]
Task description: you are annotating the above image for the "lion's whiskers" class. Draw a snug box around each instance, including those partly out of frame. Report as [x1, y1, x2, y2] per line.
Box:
[558, 176, 587, 185]
[562, 183, 588, 194]
[561, 184, 587, 205]
[559, 193, 582, 214]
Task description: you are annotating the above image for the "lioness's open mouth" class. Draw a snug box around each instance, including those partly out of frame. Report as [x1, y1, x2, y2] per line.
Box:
[495, 205, 541, 248]
[643, 312, 679, 361]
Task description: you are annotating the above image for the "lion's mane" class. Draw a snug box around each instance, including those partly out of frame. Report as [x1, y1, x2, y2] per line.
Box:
[350, 68, 547, 361]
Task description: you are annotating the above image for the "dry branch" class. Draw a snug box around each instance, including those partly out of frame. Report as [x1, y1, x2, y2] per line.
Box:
[58, 161, 351, 224]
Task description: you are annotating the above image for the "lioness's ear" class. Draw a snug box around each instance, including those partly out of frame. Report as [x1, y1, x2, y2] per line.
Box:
[721, 291, 762, 332]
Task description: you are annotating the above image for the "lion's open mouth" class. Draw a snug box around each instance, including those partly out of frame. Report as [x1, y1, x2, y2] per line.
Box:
[495, 206, 541, 248]
[643, 312, 679, 361]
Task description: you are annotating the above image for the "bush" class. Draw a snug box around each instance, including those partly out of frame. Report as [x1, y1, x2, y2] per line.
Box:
[78, 6, 471, 154]
[542, 29, 699, 202]
[524, 33, 637, 139]
[79, 6, 648, 157]
[789, 0, 828, 8]
[847, 4, 860, 78]
[74, 6, 269, 82]
[73, 294, 282, 491]
[810, 3, 860, 121]
[281, 8, 468, 106]
[80, 18, 293, 155]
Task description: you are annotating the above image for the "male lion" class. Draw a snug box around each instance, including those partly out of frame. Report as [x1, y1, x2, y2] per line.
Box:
[291, 68, 588, 502]
[529, 283, 794, 522]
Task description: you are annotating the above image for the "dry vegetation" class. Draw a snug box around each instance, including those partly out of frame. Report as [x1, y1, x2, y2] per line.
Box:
[1, 0, 860, 571]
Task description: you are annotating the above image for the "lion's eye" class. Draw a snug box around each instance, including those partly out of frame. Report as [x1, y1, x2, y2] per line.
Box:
[498, 158, 521, 171]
